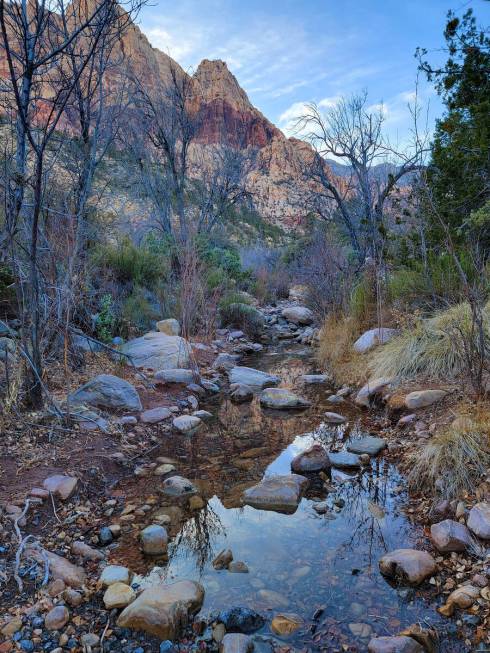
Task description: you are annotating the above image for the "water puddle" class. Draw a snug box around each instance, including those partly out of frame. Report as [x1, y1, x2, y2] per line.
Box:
[125, 343, 463, 650]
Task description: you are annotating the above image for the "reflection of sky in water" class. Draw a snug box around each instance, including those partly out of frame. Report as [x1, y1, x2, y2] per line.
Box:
[136, 344, 459, 649]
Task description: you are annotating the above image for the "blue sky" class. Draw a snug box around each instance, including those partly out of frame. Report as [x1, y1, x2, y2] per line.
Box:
[139, 0, 490, 143]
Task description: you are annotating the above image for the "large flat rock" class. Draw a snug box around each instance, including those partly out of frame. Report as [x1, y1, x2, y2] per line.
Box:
[328, 451, 361, 469]
[68, 374, 142, 412]
[122, 332, 192, 371]
[242, 474, 308, 514]
[117, 580, 204, 639]
[379, 548, 437, 585]
[347, 436, 387, 456]
[260, 388, 310, 410]
[229, 367, 279, 390]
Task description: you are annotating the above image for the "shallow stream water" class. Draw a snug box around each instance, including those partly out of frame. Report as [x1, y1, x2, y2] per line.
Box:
[134, 343, 464, 651]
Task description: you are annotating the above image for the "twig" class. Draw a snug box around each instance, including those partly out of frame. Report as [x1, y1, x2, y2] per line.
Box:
[49, 491, 62, 524]
[12, 499, 50, 592]
[99, 617, 110, 652]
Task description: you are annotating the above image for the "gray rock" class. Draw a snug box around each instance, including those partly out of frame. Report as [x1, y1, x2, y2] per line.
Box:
[141, 525, 168, 555]
[260, 388, 310, 410]
[141, 407, 172, 424]
[354, 328, 398, 354]
[155, 369, 197, 384]
[122, 332, 192, 371]
[173, 415, 202, 434]
[71, 541, 105, 561]
[404, 389, 447, 409]
[430, 519, 474, 552]
[347, 436, 387, 456]
[242, 474, 308, 514]
[324, 411, 346, 424]
[213, 353, 240, 372]
[161, 475, 197, 497]
[193, 410, 213, 420]
[467, 502, 490, 539]
[291, 444, 330, 473]
[201, 379, 221, 393]
[281, 306, 314, 325]
[68, 374, 142, 412]
[379, 548, 437, 585]
[99, 565, 131, 587]
[220, 634, 254, 653]
[229, 367, 279, 390]
[328, 451, 361, 469]
[368, 636, 424, 653]
[355, 377, 393, 407]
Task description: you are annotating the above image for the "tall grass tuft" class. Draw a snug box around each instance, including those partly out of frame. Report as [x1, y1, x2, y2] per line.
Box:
[408, 414, 490, 500]
[369, 302, 490, 381]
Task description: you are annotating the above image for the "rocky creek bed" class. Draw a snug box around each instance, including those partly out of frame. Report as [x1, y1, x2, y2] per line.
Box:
[1, 302, 489, 653]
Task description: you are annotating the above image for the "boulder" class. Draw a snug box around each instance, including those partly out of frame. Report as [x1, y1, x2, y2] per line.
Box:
[379, 549, 437, 585]
[141, 407, 172, 424]
[220, 634, 253, 653]
[281, 306, 314, 325]
[103, 582, 136, 609]
[157, 319, 180, 336]
[43, 475, 78, 501]
[162, 476, 197, 497]
[368, 636, 424, 653]
[173, 415, 202, 434]
[260, 388, 310, 410]
[404, 390, 447, 410]
[467, 502, 490, 539]
[430, 519, 474, 552]
[242, 474, 308, 514]
[27, 547, 86, 588]
[155, 369, 196, 384]
[347, 436, 387, 456]
[354, 328, 398, 354]
[229, 367, 279, 390]
[328, 451, 361, 469]
[68, 374, 142, 412]
[117, 580, 204, 640]
[291, 445, 330, 473]
[122, 332, 192, 371]
[323, 412, 346, 424]
[230, 384, 254, 403]
[141, 525, 168, 556]
[217, 607, 265, 633]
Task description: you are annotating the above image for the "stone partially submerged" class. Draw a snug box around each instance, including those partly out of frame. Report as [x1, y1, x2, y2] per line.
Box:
[260, 388, 310, 410]
[347, 436, 387, 456]
[242, 474, 308, 514]
[122, 332, 192, 371]
[229, 367, 279, 390]
[328, 451, 361, 470]
[291, 445, 330, 473]
[368, 636, 424, 653]
[117, 580, 204, 640]
[379, 549, 437, 585]
[68, 374, 142, 412]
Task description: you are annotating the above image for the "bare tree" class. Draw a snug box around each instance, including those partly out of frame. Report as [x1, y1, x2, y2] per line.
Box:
[0, 0, 144, 406]
[296, 90, 430, 262]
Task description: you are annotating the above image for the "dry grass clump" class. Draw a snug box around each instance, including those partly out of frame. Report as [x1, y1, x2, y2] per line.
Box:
[369, 302, 490, 382]
[317, 315, 365, 384]
[408, 413, 490, 500]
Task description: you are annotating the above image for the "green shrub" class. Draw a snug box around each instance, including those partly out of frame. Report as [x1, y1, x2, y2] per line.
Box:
[122, 288, 159, 334]
[96, 293, 115, 343]
[220, 302, 265, 339]
[349, 275, 376, 326]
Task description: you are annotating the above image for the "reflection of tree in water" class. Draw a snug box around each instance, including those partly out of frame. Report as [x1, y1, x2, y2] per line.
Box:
[167, 503, 226, 574]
